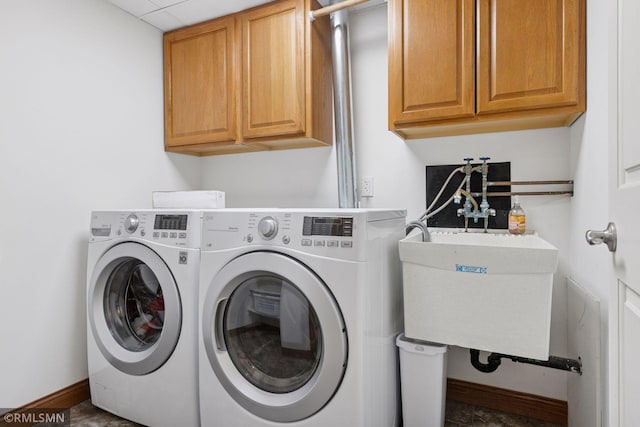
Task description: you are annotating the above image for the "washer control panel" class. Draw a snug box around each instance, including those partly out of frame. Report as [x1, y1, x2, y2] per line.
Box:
[150, 214, 190, 244]
[90, 211, 201, 248]
[124, 214, 139, 234]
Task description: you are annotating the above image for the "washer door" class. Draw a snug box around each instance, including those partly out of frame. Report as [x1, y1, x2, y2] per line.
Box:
[89, 242, 181, 375]
[202, 251, 347, 422]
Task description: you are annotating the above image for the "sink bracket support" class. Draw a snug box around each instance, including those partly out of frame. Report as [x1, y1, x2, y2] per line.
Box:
[470, 349, 582, 375]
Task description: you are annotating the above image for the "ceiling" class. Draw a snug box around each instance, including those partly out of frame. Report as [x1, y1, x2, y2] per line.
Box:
[105, 0, 273, 31]
[105, 0, 384, 32]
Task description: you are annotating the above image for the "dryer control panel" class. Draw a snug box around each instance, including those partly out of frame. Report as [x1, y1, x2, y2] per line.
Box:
[201, 210, 369, 262]
[202, 209, 405, 261]
[302, 216, 353, 237]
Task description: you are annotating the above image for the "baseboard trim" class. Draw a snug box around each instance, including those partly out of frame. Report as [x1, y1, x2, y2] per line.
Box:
[14, 378, 567, 425]
[447, 378, 568, 426]
[21, 379, 90, 410]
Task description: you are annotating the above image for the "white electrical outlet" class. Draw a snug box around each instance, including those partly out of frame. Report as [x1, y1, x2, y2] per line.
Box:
[362, 176, 374, 197]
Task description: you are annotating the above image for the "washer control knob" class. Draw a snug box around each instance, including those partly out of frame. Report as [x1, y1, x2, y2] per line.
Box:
[247, 234, 254, 243]
[258, 216, 278, 240]
[282, 235, 291, 245]
[124, 214, 139, 233]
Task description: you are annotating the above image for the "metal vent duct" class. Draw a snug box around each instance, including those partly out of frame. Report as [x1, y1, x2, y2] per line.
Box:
[330, 3, 358, 208]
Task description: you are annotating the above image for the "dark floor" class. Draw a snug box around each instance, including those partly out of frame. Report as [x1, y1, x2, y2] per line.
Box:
[63, 399, 564, 426]
[67, 400, 141, 426]
[444, 400, 563, 427]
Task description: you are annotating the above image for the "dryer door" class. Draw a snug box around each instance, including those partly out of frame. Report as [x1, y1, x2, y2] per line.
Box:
[88, 242, 181, 375]
[202, 251, 347, 422]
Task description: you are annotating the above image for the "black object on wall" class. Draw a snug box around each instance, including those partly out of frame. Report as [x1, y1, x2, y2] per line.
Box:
[425, 162, 511, 229]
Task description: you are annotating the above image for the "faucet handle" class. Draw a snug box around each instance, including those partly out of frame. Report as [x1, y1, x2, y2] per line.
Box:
[464, 157, 474, 162]
[479, 157, 491, 173]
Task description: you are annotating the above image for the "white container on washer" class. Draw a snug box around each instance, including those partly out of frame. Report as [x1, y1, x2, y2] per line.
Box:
[396, 333, 448, 427]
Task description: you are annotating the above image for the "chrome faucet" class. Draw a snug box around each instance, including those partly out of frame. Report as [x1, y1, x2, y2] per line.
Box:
[478, 157, 497, 231]
[456, 157, 496, 232]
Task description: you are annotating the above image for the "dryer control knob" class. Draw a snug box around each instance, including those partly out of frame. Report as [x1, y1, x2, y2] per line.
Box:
[258, 216, 278, 240]
[124, 214, 139, 234]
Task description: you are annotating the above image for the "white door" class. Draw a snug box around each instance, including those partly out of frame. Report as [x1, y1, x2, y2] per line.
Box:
[608, 0, 640, 424]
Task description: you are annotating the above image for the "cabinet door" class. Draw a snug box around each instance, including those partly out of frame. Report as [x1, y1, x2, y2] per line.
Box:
[242, 1, 306, 138]
[164, 16, 237, 147]
[241, 0, 305, 139]
[477, 0, 585, 114]
[388, 0, 475, 128]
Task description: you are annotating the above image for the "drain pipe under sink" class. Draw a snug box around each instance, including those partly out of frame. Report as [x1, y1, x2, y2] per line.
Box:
[469, 349, 582, 375]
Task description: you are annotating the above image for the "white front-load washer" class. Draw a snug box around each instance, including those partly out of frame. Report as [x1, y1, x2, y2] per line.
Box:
[87, 210, 203, 427]
[198, 208, 406, 427]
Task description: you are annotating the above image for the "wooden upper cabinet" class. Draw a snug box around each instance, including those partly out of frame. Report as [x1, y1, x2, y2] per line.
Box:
[477, 0, 583, 114]
[164, 16, 249, 154]
[389, 0, 586, 139]
[241, 0, 333, 150]
[242, 0, 305, 139]
[388, 0, 475, 126]
[163, 0, 332, 156]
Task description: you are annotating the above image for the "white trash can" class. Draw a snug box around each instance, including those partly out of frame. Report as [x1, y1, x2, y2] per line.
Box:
[396, 333, 448, 427]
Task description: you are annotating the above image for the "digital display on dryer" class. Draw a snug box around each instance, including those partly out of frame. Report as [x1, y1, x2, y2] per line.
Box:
[154, 214, 188, 230]
[302, 216, 353, 237]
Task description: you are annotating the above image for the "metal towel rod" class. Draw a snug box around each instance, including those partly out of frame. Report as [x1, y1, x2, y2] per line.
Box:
[485, 191, 574, 197]
[480, 179, 574, 197]
[309, 0, 371, 20]
[488, 180, 574, 186]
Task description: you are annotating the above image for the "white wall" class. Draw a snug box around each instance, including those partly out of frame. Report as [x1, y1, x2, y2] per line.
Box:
[0, 0, 199, 407]
[202, 4, 574, 400]
[568, 0, 612, 423]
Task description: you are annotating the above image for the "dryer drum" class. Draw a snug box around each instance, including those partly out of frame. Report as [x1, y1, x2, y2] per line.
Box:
[223, 275, 322, 394]
[201, 251, 348, 423]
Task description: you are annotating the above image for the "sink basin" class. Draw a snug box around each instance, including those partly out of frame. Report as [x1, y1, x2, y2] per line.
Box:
[399, 229, 558, 360]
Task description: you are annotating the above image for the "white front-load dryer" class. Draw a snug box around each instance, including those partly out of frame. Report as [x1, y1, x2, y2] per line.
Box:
[87, 210, 203, 427]
[198, 208, 406, 427]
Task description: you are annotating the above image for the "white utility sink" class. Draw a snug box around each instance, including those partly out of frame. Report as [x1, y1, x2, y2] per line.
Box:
[399, 229, 558, 360]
